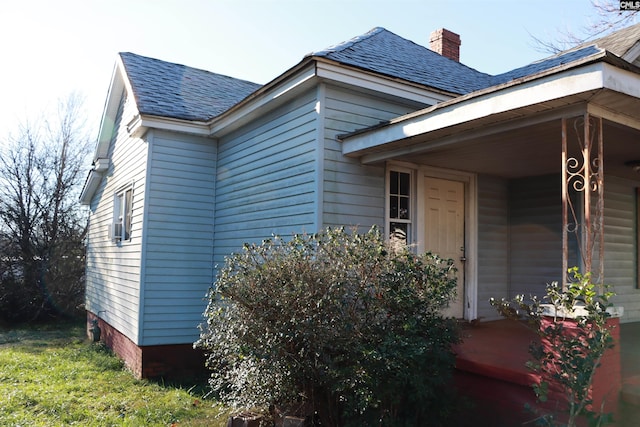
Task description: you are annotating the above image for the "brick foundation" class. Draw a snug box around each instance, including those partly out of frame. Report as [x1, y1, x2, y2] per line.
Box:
[86, 311, 207, 380]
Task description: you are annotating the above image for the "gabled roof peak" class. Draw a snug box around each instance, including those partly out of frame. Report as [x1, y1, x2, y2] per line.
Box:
[309, 27, 386, 57]
[309, 26, 491, 95]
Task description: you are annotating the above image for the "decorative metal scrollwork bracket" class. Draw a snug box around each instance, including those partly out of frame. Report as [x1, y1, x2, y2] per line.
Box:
[561, 113, 604, 289]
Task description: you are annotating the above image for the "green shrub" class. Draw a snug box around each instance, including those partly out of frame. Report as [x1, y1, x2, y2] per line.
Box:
[0, 237, 86, 323]
[490, 267, 616, 427]
[196, 226, 460, 426]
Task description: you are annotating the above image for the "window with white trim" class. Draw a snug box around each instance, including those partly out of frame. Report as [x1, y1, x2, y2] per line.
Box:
[111, 186, 133, 242]
[388, 170, 412, 246]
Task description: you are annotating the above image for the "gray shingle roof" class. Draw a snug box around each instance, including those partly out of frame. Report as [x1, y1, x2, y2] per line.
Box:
[488, 24, 640, 86]
[118, 24, 637, 123]
[490, 45, 603, 86]
[580, 22, 640, 57]
[119, 52, 261, 121]
[310, 27, 609, 95]
[310, 27, 492, 95]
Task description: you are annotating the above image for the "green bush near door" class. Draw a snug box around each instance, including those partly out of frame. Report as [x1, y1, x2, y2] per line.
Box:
[197, 226, 461, 426]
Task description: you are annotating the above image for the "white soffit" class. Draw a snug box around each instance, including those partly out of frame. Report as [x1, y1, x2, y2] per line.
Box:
[342, 62, 639, 158]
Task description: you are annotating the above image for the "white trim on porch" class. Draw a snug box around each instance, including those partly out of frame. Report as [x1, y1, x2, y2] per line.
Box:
[341, 62, 640, 163]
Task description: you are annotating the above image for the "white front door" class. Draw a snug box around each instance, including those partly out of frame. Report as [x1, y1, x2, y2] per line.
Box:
[424, 176, 465, 318]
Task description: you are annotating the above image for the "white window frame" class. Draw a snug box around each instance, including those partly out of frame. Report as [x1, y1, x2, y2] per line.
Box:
[386, 166, 415, 246]
[111, 184, 133, 243]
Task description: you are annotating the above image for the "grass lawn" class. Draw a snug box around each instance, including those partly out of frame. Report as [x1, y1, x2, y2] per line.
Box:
[0, 321, 231, 426]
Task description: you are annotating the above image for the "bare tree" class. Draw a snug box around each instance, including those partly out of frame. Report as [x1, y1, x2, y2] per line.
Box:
[0, 93, 92, 323]
[531, 0, 639, 54]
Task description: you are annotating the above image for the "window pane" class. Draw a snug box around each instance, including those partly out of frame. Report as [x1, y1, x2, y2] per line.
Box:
[399, 196, 409, 219]
[124, 189, 132, 240]
[390, 195, 399, 219]
[390, 171, 399, 194]
[388, 170, 411, 245]
[114, 194, 122, 219]
[113, 194, 123, 241]
[390, 222, 408, 245]
[399, 172, 410, 196]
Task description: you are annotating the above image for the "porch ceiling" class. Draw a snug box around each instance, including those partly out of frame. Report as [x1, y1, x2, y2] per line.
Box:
[359, 89, 640, 180]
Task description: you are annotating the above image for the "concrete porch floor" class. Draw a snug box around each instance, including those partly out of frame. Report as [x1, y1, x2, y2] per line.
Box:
[453, 319, 640, 426]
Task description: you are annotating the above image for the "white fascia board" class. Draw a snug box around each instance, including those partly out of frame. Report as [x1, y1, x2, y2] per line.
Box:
[94, 63, 126, 160]
[316, 61, 451, 106]
[587, 63, 640, 131]
[360, 104, 589, 164]
[83, 57, 130, 205]
[209, 65, 317, 136]
[601, 62, 640, 98]
[132, 115, 210, 137]
[342, 63, 609, 157]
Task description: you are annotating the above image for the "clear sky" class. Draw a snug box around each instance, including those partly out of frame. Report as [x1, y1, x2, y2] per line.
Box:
[0, 0, 635, 142]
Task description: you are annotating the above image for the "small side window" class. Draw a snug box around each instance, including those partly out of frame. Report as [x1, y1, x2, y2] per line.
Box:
[111, 186, 133, 242]
[388, 170, 412, 246]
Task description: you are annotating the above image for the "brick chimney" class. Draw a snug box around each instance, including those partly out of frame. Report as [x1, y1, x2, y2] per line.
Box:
[429, 28, 461, 62]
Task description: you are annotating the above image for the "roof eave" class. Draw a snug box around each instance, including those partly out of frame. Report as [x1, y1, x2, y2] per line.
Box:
[79, 162, 108, 205]
[340, 51, 616, 141]
[207, 54, 461, 138]
[93, 62, 123, 161]
[81, 57, 131, 205]
[128, 114, 210, 138]
[312, 56, 460, 100]
[208, 58, 318, 137]
[342, 55, 640, 162]
[312, 57, 454, 105]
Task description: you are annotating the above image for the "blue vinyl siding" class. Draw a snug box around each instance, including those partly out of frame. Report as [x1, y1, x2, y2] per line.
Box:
[508, 174, 564, 298]
[476, 174, 510, 320]
[140, 130, 216, 345]
[213, 89, 318, 266]
[85, 93, 146, 343]
[605, 176, 640, 322]
[322, 85, 426, 229]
